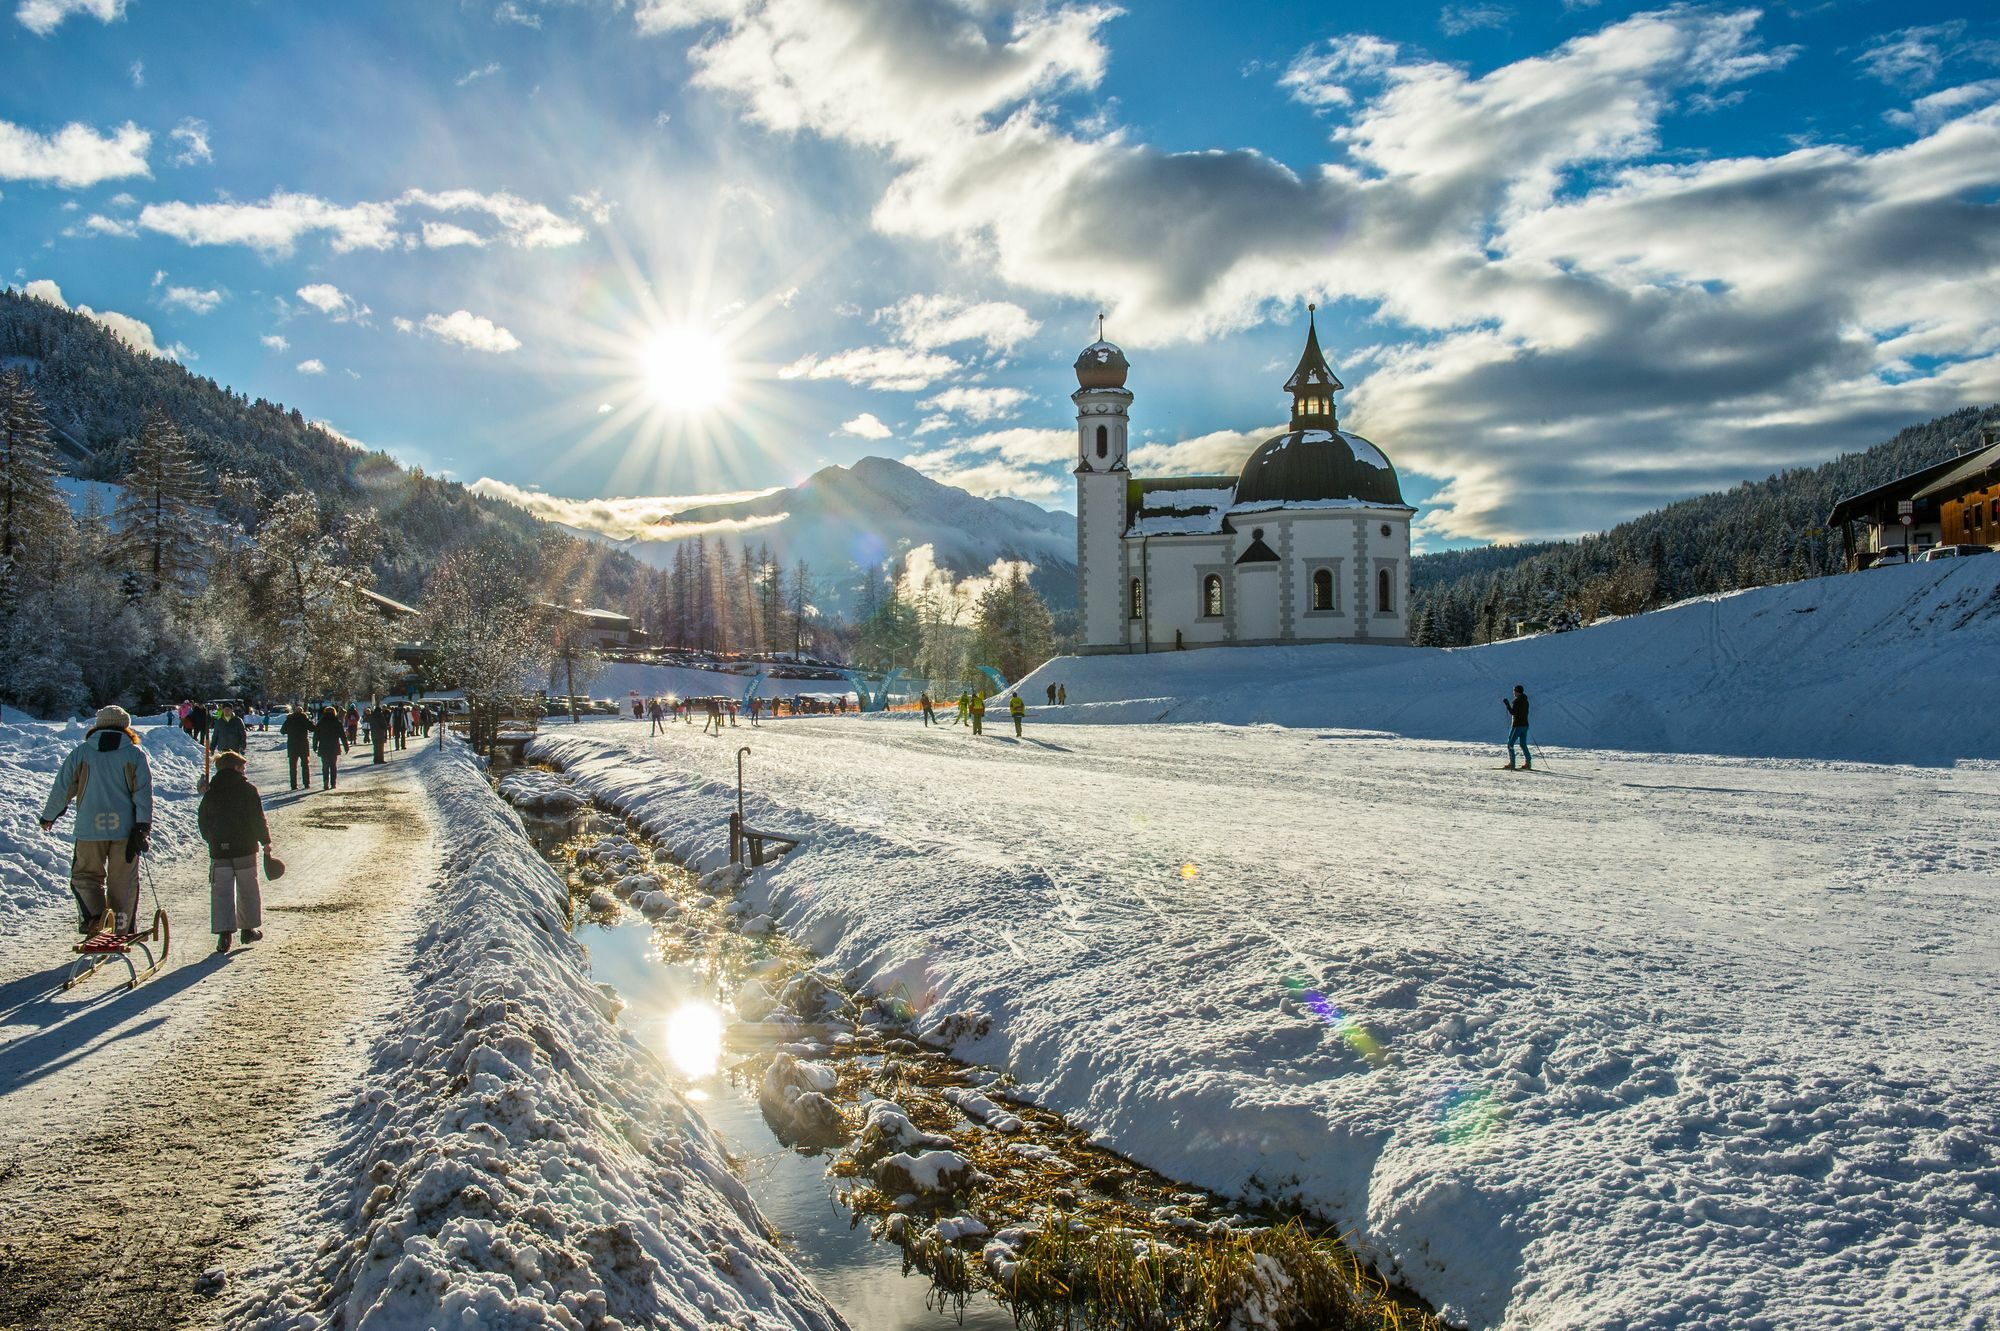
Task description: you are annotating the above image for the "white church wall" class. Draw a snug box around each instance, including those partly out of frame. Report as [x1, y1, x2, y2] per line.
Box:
[1235, 563, 1280, 641]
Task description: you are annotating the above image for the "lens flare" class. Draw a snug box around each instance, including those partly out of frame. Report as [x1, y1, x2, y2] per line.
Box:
[1281, 974, 1387, 1067]
[662, 1001, 725, 1077]
[1432, 1083, 1504, 1145]
[1180, 863, 1200, 880]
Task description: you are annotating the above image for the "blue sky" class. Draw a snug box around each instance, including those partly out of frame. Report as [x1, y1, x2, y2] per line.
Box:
[4, 0, 1997, 548]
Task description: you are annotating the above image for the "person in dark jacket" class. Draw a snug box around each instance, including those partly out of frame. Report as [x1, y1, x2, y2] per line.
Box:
[198, 751, 272, 953]
[1504, 684, 1533, 771]
[314, 706, 345, 789]
[390, 702, 409, 751]
[369, 701, 390, 764]
[280, 704, 313, 789]
[342, 704, 359, 754]
[211, 703, 248, 759]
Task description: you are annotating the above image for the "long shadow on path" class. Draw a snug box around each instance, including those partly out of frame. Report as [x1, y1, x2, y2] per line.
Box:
[0, 957, 221, 1095]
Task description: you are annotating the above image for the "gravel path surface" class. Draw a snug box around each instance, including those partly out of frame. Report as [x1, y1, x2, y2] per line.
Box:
[0, 738, 436, 1331]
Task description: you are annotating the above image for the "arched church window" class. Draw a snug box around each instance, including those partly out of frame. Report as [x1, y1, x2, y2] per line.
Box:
[1312, 567, 1334, 611]
[1095, 424, 1108, 458]
[1129, 578, 1143, 620]
[1377, 568, 1393, 613]
[1202, 574, 1224, 619]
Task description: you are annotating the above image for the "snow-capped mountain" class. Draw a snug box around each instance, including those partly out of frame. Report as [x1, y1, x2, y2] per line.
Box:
[620, 456, 1079, 610]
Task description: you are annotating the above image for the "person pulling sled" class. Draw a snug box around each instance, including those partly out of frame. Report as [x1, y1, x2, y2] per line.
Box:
[40, 705, 170, 987]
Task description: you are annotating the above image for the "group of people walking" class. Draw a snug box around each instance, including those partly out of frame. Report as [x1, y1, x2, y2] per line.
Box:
[917, 689, 1031, 738]
[277, 700, 438, 790]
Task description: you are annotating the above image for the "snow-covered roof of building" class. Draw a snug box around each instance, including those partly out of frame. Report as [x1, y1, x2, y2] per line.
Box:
[1126, 477, 1236, 536]
[1235, 427, 1404, 508]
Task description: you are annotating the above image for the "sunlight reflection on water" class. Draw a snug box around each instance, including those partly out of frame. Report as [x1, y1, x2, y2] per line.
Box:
[662, 1001, 725, 1078]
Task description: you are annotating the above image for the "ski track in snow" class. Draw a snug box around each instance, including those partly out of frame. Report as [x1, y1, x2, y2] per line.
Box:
[533, 603, 2000, 1331]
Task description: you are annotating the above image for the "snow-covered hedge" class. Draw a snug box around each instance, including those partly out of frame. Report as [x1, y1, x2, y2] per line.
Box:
[0, 712, 202, 926]
[232, 745, 843, 1331]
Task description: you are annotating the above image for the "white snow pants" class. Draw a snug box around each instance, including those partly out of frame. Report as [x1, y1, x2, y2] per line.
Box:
[210, 856, 263, 934]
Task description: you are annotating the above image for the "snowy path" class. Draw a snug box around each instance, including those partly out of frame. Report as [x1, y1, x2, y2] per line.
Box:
[0, 739, 434, 1331]
[536, 717, 2000, 1330]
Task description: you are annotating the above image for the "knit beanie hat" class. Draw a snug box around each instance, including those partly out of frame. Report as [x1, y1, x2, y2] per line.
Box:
[214, 749, 247, 769]
[94, 704, 132, 731]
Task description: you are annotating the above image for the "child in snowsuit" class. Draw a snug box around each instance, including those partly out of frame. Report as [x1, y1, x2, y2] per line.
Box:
[199, 750, 272, 953]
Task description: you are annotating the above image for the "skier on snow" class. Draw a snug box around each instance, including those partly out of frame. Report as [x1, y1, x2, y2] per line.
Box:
[199, 749, 273, 953]
[920, 691, 936, 726]
[1504, 685, 1533, 771]
[39, 705, 154, 936]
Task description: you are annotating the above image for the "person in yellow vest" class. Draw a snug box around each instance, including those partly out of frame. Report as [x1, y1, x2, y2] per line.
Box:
[955, 692, 970, 726]
[969, 692, 985, 736]
[1008, 691, 1025, 738]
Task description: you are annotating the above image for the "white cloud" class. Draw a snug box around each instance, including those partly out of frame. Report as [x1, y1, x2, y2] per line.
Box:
[140, 191, 398, 255]
[23, 276, 172, 357]
[167, 118, 212, 167]
[919, 385, 1029, 422]
[159, 284, 223, 314]
[467, 475, 783, 540]
[779, 345, 959, 391]
[841, 412, 893, 439]
[913, 414, 952, 435]
[1128, 425, 1275, 477]
[82, 213, 136, 236]
[420, 220, 486, 248]
[456, 62, 502, 87]
[901, 449, 1064, 504]
[297, 358, 325, 375]
[0, 117, 149, 187]
[1439, 5, 1511, 38]
[128, 59, 142, 87]
[493, 1, 541, 27]
[261, 333, 289, 351]
[875, 293, 1040, 352]
[392, 316, 415, 334]
[1856, 23, 1966, 89]
[412, 309, 521, 354]
[1885, 80, 2000, 132]
[569, 190, 614, 224]
[296, 282, 370, 322]
[14, 0, 126, 36]
[634, 0, 742, 34]
[400, 187, 586, 248]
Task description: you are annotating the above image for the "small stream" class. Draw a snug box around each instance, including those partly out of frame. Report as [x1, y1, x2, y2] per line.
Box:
[513, 799, 1016, 1330]
[501, 762, 1442, 1331]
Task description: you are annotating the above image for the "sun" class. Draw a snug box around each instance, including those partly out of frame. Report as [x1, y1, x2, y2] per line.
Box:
[637, 325, 732, 413]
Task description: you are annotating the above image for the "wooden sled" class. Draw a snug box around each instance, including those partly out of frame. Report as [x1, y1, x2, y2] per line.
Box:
[65, 909, 171, 991]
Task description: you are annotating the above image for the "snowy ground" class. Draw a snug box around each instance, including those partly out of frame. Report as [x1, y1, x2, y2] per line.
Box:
[533, 706, 2000, 1329]
[1012, 557, 2000, 765]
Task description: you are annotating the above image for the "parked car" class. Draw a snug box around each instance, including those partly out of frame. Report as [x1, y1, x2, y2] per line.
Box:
[1870, 550, 1912, 567]
[1920, 544, 1991, 561]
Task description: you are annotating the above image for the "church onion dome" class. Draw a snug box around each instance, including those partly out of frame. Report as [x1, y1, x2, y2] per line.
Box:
[1234, 304, 1403, 508]
[1074, 317, 1130, 389]
[1235, 427, 1405, 508]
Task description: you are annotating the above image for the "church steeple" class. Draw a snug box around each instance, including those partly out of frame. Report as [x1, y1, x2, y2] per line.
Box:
[1283, 304, 1343, 428]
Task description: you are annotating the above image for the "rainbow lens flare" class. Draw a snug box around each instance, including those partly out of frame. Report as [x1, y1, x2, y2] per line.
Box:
[1281, 974, 1387, 1067]
[1432, 1082, 1504, 1146]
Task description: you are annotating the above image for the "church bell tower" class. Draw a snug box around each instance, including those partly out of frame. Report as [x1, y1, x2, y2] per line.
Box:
[1073, 316, 1130, 652]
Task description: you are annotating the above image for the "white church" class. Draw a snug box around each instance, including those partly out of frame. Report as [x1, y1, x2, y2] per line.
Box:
[1072, 311, 1415, 653]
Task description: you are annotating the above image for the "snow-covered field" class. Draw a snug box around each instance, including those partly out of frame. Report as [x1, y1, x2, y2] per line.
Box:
[1016, 557, 2000, 764]
[236, 746, 846, 1331]
[526, 563, 2000, 1329]
[0, 711, 203, 923]
[591, 660, 857, 706]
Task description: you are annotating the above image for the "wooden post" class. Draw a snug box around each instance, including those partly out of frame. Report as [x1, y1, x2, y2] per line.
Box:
[729, 812, 742, 866]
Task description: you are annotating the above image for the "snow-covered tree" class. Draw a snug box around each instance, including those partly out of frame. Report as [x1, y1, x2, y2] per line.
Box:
[113, 408, 208, 597]
[419, 544, 544, 751]
[0, 369, 66, 609]
[968, 563, 1054, 683]
[240, 492, 395, 704]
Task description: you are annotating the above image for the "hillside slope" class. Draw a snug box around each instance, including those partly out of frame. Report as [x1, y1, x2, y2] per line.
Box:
[620, 455, 1079, 611]
[0, 288, 641, 606]
[1411, 404, 2000, 644]
[1014, 557, 2000, 765]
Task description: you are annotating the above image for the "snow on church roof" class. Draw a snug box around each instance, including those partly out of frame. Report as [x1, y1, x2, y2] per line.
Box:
[1127, 479, 1236, 535]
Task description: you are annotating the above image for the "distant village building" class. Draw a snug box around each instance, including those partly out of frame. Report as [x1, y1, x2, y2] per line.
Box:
[537, 602, 646, 651]
[1828, 422, 2000, 568]
[1073, 310, 1416, 653]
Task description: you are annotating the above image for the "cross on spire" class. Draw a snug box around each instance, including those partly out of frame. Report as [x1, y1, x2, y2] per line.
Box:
[1096, 311, 1105, 342]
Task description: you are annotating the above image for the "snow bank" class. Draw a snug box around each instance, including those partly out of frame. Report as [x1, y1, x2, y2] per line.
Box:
[0, 714, 202, 925]
[1013, 558, 2000, 764]
[530, 724, 2000, 1331]
[232, 745, 844, 1331]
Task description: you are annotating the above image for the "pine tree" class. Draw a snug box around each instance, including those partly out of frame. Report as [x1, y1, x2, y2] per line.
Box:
[0, 369, 66, 611]
[114, 408, 208, 597]
[968, 564, 1055, 682]
[788, 559, 813, 657]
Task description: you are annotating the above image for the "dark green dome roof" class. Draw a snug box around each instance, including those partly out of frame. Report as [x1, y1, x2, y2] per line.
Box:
[1234, 428, 1404, 507]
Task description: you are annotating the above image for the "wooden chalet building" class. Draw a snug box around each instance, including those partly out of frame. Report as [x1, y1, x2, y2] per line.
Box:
[1828, 423, 2000, 569]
